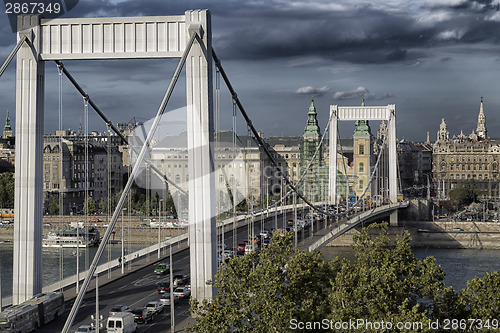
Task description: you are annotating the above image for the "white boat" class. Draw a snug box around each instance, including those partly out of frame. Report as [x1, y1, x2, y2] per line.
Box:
[42, 232, 91, 248]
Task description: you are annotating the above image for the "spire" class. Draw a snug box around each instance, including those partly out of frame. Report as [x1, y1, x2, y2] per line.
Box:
[3, 111, 12, 138]
[437, 118, 449, 142]
[303, 98, 321, 138]
[354, 98, 371, 136]
[476, 96, 487, 140]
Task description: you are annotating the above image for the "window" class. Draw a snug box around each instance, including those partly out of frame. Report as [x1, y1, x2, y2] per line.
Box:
[359, 162, 364, 173]
[359, 179, 364, 190]
[359, 144, 364, 155]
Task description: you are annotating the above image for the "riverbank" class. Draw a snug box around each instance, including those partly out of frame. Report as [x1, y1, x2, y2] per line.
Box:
[0, 215, 186, 244]
[326, 221, 500, 249]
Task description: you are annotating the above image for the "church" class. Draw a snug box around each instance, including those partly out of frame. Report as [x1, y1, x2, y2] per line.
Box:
[432, 98, 500, 200]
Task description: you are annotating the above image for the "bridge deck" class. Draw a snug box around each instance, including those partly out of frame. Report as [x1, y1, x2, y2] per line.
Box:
[298, 202, 409, 252]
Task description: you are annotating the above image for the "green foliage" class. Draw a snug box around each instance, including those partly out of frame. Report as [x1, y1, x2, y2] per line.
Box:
[0, 172, 14, 208]
[449, 180, 482, 206]
[458, 272, 500, 322]
[188, 223, 500, 332]
[84, 197, 97, 214]
[49, 198, 59, 215]
[188, 233, 332, 332]
[329, 224, 446, 332]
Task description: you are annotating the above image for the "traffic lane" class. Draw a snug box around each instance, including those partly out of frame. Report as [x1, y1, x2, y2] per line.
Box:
[36, 248, 191, 332]
[38, 210, 310, 332]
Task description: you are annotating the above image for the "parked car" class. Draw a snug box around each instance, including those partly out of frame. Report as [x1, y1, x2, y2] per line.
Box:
[157, 281, 171, 294]
[75, 325, 96, 333]
[131, 307, 153, 324]
[154, 263, 170, 275]
[245, 243, 257, 254]
[260, 229, 270, 238]
[109, 305, 130, 316]
[160, 292, 180, 306]
[173, 286, 191, 299]
[89, 218, 100, 223]
[145, 301, 164, 315]
[237, 242, 246, 252]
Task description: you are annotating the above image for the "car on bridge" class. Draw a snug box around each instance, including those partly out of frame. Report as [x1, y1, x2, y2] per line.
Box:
[131, 307, 153, 324]
[173, 274, 189, 287]
[154, 263, 170, 275]
[160, 292, 179, 306]
[109, 305, 130, 316]
[145, 301, 164, 316]
[173, 286, 191, 299]
[157, 281, 171, 294]
[75, 325, 96, 333]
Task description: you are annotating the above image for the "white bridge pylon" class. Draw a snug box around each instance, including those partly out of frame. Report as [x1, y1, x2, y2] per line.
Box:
[328, 104, 398, 226]
[14, 10, 216, 311]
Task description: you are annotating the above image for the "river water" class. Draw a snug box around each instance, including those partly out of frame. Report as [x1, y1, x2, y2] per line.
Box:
[0, 242, 145, 300]
[321, 246, 500, 291]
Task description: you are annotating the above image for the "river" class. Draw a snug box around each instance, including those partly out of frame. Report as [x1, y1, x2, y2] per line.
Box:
[321, 246, 500, 291]
[0, 242, 145, 301]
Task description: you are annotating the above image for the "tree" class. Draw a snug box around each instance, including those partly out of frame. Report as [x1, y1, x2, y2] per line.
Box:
[328, 224, 447, 331]
[188, 233, 333, 332]
[84, 197, 97, 214]
[0, 172, 14, 208]
[49, 198, 59, 215]
[449, 180, 482, 206]
[188, 223, 451, 333]
[457, 271, 500, 322]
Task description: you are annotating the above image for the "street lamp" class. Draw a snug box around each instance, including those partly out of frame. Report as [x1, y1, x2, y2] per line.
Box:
[158, 199, 163, 258]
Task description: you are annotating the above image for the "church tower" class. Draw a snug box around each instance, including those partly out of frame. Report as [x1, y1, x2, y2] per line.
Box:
[299, 97, 326, 200]
[3, 111, 12, 138]
[437, 118, 449, 142]
[476, 97, 487, 141]
[353, 97, 373, 200]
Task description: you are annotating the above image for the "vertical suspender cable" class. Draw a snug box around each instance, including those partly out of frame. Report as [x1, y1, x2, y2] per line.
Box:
[215, 67, 220, 266]
[107, 125, 112, 278]
[84, 97, 89, 272]
[232, 100, 237, 252]
[57, 64, 64, 292]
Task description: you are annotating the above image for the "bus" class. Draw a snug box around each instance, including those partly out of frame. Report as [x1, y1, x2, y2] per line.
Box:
[0, 292, 64, 332]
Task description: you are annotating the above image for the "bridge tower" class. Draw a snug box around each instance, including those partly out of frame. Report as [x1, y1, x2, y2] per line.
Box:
[328, 104, 398, 226]
[13, 11, 216, 304]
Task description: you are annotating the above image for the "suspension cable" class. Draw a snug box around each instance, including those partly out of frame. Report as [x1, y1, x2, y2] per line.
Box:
[53, 60, 186, 196]
[213, 47, 391, 218]
[61, 30, 199, 333]
[0, 36, 27, 79]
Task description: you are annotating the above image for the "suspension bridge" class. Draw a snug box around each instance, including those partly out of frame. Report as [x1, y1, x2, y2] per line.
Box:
[0, 11, 407, 332]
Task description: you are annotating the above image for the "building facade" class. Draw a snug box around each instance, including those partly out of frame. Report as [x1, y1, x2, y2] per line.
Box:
[433, 98, 500, 200]
[42, 130, 125, 214]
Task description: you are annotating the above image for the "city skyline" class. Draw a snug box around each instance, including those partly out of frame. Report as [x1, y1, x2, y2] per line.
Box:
[1, 0, 500, 141]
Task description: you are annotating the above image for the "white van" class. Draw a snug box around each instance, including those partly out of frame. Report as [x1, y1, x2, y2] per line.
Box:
[106, 312, 137, 333]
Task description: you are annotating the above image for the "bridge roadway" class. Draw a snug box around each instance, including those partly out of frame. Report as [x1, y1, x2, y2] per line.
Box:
[35, 203, 403, 332]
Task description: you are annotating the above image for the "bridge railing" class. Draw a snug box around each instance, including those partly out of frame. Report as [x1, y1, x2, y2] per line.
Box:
[307, 201, 409, 252]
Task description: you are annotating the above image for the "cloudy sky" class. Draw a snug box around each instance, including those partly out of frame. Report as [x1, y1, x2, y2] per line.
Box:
[1, 0, 500, 141]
